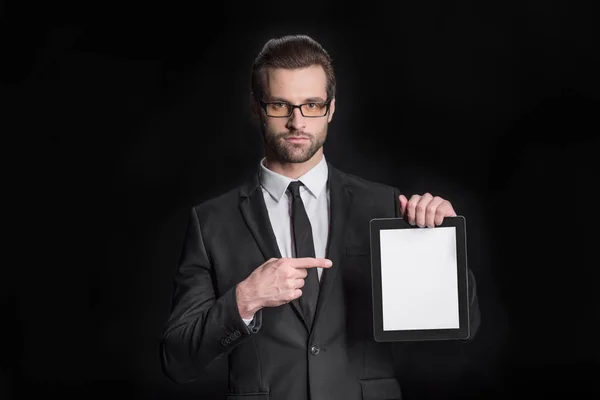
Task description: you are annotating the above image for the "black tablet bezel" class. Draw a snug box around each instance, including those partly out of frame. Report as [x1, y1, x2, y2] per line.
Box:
[369, 216, 470, 342]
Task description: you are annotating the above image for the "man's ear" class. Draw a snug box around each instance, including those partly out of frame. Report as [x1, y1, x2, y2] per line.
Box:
[327, 97, 336, 123]
[250, 93, 266, 128]
[250, 93, 263, 123]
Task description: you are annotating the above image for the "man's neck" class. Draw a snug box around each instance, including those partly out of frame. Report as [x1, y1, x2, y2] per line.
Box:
[264, 151, 323, 180]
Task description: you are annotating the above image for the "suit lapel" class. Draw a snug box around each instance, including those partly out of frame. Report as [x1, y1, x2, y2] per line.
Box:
[239, 173, 281, 261]
[239, 171, 311, 331]
[312, 165, 353, 330]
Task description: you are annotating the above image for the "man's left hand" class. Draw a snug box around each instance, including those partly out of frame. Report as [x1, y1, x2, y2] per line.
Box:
[399, 193, 457, 228]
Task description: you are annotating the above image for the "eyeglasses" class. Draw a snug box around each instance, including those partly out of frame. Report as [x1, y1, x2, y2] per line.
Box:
[259, 100, 331, 118]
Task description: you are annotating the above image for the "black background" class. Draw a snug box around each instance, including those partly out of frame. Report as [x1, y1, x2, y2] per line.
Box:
[3, 1, 599, 399]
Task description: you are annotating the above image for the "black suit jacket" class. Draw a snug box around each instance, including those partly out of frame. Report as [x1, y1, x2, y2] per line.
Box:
[160, 163, 481, 400]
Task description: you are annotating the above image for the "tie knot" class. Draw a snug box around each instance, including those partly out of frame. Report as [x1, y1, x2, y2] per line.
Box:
[287, 181, 303, 197]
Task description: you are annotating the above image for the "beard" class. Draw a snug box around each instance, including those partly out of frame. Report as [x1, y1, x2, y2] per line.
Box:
[263, 127, 327, 163]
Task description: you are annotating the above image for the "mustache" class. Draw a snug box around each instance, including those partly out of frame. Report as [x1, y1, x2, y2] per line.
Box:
[279, 131, 312, 139]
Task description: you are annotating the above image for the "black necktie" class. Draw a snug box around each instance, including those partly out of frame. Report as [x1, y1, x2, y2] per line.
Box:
[287, 181, 319, 327]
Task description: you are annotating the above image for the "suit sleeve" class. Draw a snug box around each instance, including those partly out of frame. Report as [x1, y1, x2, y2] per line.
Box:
[392, 187, 481, 340]
[159, 207, 263, 384]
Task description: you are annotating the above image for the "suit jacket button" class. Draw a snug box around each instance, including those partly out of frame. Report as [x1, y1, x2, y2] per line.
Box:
[220, 339, 228, 347]
[309, 345, 320, 355]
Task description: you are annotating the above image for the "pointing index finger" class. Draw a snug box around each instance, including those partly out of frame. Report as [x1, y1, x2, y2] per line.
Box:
[288, 258, 333, 268]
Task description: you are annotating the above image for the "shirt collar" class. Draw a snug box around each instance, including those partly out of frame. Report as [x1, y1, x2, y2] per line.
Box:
[259, 155, 329, 202]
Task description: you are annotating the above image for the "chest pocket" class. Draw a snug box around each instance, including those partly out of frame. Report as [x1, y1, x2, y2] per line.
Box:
[345, 245, 370, 257]
[343, 245, 372, 282]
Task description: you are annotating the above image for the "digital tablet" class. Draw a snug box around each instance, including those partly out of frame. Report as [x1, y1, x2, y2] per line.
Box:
[369, 216, 470, 342]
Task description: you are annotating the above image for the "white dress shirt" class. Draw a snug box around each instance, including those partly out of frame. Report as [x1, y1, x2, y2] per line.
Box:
[242, 155, 330, 324]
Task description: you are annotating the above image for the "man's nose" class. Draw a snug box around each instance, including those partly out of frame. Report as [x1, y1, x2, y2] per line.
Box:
[287, 107, 306, 130]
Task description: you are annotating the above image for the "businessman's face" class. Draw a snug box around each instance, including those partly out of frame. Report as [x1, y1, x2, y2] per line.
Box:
[258, 65, 335, 164]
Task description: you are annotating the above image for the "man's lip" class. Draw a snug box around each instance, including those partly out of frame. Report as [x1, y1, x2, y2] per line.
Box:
[285, 136, 310, 140]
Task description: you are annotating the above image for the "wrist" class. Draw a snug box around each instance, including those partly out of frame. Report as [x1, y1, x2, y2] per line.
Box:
[236, 281, 260, 319]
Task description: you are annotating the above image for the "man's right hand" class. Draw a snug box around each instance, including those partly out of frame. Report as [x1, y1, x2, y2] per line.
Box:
[236, 257, 333, 319]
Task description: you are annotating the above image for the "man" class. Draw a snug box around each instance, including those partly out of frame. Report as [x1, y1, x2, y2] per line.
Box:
[160, 34, 480, 400]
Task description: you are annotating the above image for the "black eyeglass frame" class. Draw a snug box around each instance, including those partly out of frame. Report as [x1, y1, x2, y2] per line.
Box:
[259, 99, 332, 118]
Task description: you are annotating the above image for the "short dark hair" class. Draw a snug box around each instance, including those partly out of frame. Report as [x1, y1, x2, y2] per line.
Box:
[251, 34, 336, 103]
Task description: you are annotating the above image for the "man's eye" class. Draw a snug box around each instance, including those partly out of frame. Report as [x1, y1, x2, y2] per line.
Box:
[273, 103, 287, 108]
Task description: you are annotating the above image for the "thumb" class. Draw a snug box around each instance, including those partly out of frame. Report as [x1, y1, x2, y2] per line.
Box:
[399, 194, 408, 217]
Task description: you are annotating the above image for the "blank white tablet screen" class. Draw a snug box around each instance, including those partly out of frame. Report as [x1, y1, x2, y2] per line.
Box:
[379, 227, 460, 331]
